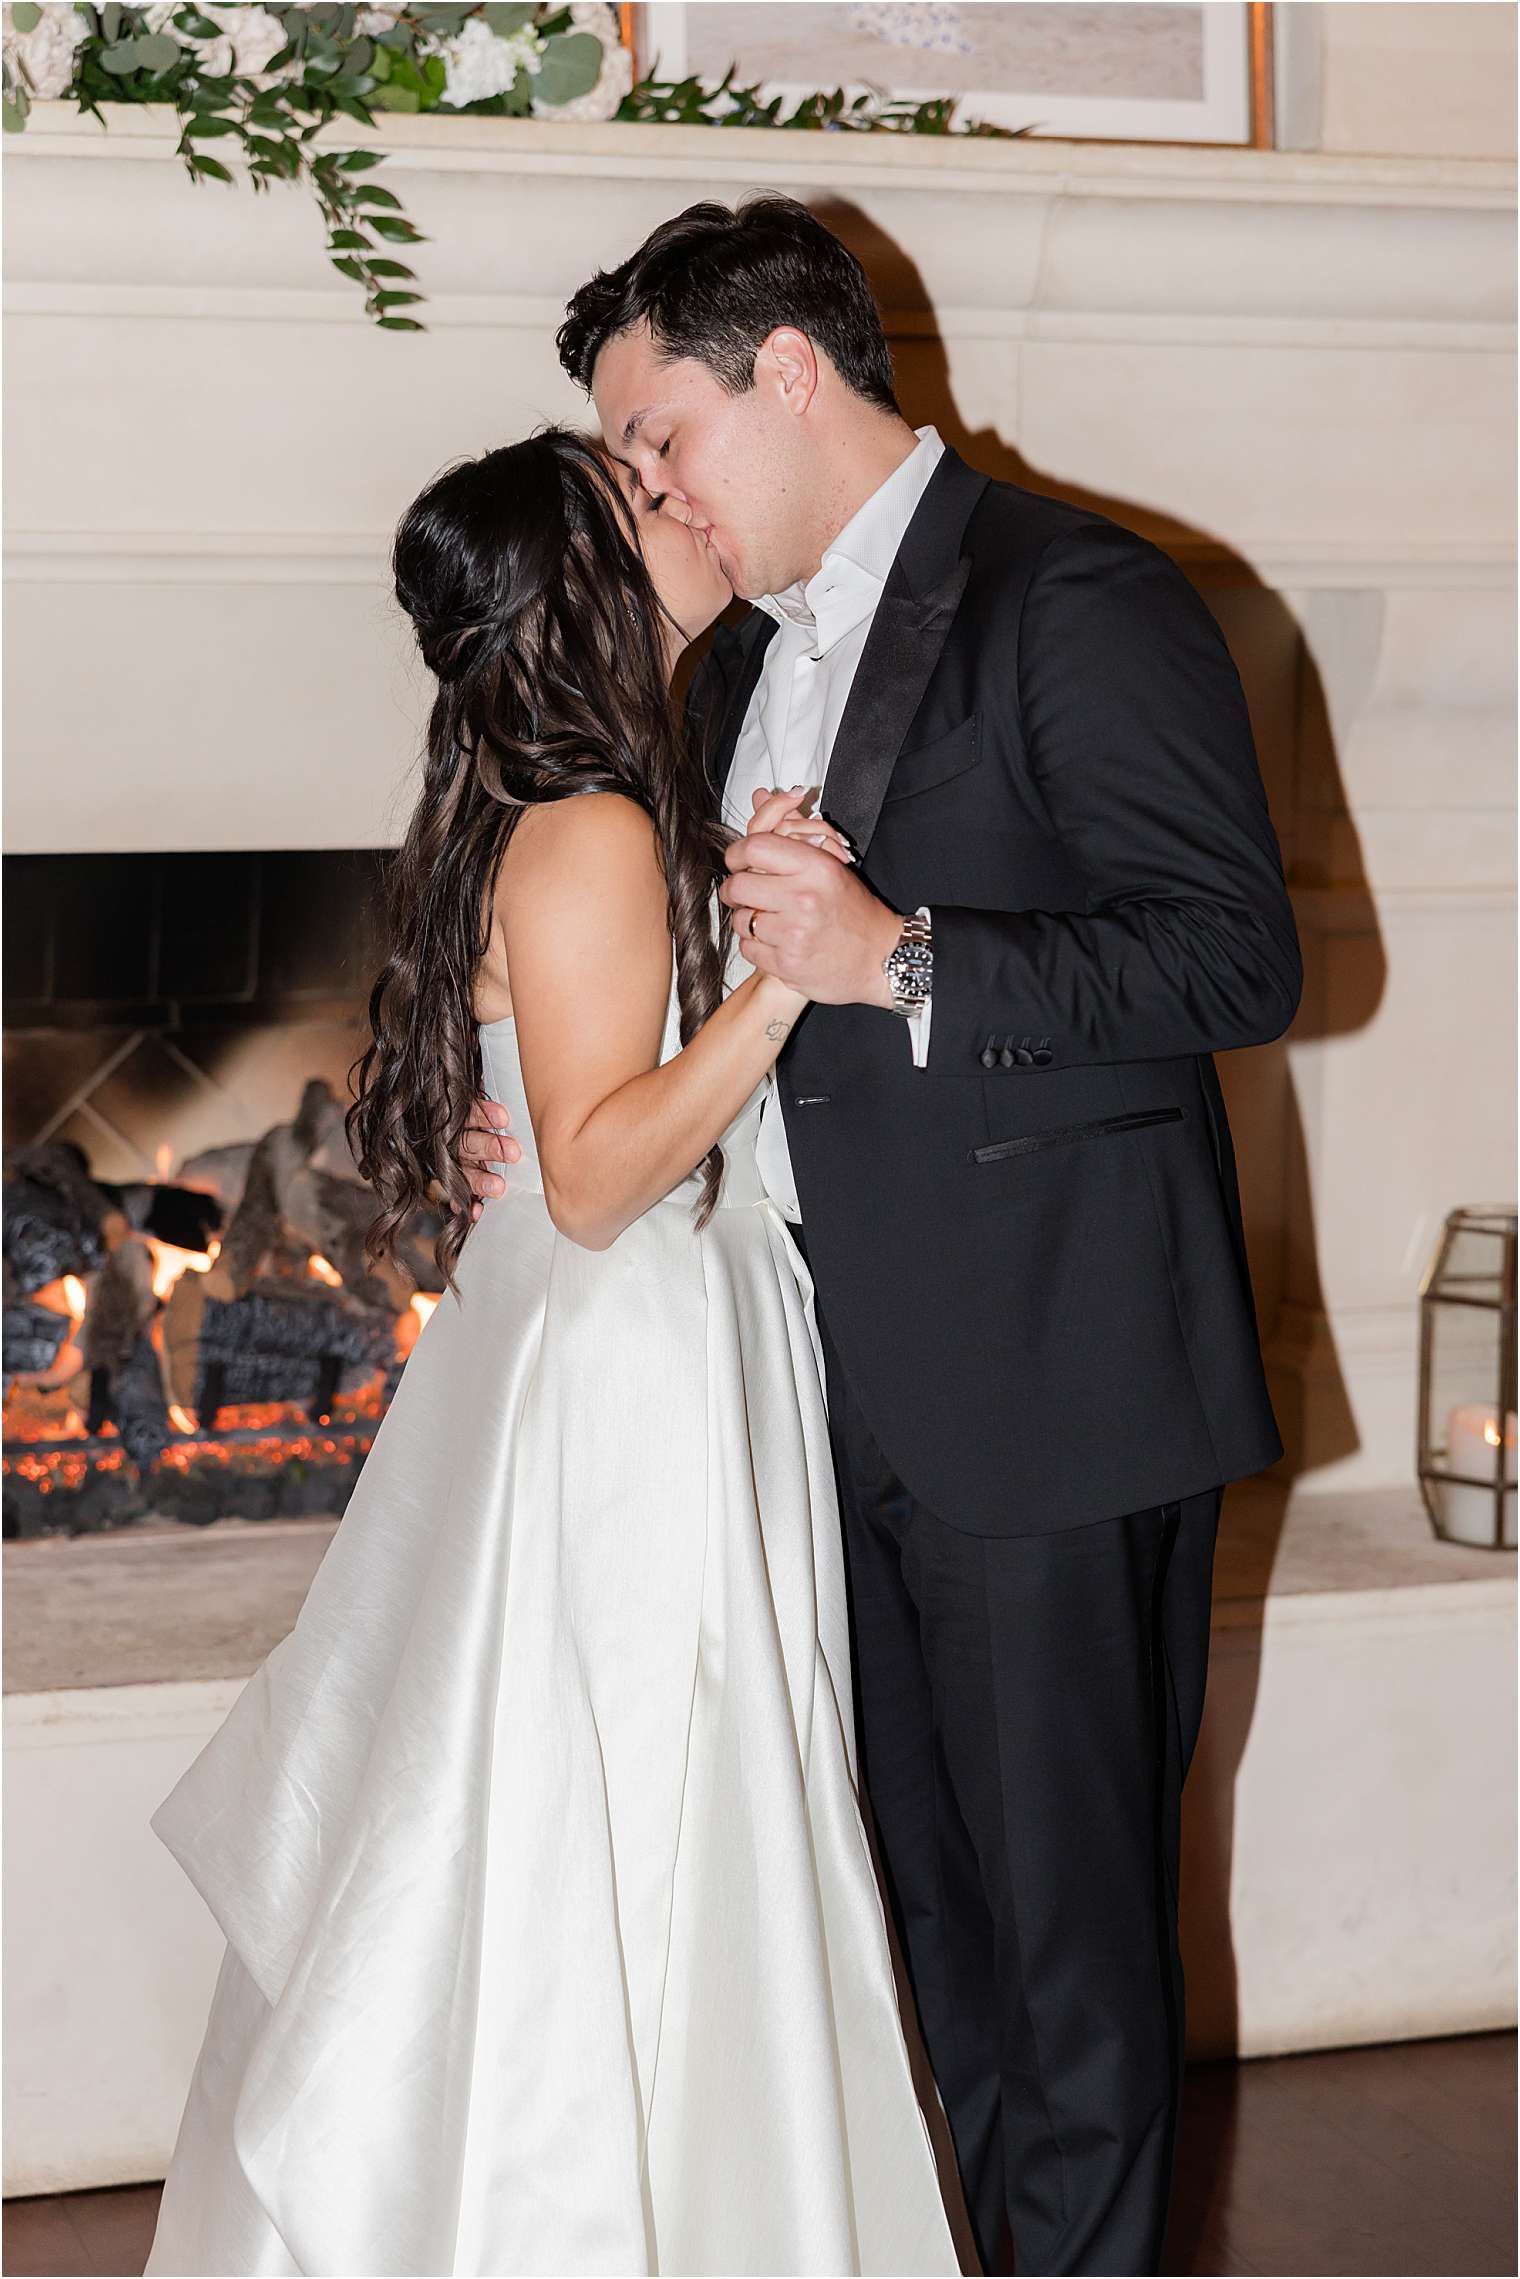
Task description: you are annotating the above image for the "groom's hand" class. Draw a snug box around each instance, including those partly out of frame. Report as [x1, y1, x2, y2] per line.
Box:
[721, 826, 899, 1008]
[455, 1094, 522, 1222]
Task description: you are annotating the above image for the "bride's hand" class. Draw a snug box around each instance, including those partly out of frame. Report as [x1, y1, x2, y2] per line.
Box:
[746, 786, 855, 863]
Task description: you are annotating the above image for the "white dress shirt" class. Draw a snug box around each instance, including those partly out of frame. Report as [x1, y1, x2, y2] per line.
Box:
[725, 425, 945, 1223]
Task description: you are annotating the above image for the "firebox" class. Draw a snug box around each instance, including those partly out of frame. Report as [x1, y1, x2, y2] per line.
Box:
[3, 850, 447, 1537]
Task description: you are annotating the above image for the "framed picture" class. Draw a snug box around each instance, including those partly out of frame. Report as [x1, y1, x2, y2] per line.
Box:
[636, 2, 1271, 148]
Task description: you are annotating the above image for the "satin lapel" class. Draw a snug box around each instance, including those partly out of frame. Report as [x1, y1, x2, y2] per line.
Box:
[709, 611, 777, 816]
[820, 551, 974, 859]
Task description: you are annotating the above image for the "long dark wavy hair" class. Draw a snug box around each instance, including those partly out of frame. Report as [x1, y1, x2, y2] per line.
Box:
[347, 426, 732, 1292]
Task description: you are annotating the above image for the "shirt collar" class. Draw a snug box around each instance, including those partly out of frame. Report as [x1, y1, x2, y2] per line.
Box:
[756, 425, 945, 660]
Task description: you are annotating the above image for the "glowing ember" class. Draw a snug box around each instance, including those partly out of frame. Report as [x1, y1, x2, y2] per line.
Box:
[308, 1254, 343, 1288]
[168, 1404, 198, 1435]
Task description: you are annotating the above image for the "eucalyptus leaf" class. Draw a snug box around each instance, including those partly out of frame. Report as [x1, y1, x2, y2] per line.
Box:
[135, 32, 182, 71]
[369, 82, 420, 111]
[531, 30, 601, 107]
[97, 38, 141, 73]
[2, 89, 30, 131]
[9, 3, 40, 31]
[482, 2, 535, 32]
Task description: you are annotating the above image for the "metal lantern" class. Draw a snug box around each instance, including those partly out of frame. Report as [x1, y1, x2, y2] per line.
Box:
[1417, 1206, 1517, 1549]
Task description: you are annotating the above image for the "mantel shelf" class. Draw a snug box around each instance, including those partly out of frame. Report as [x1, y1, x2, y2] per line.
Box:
[7, 100, 1515, 210]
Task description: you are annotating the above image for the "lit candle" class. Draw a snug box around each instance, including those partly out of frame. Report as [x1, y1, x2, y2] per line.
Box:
[1433, 1403, 1517, 1548]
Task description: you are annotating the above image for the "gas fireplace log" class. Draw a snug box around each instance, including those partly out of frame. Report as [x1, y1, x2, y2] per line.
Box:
[78, 1240, 157, 1372]
[3, 1301, 70, 1385]
[3, 1142, 121, 1295]
[85, 1334, 171, 1470]
[177, 1141, 255, 1219]
[193, 1288, 394, 1429]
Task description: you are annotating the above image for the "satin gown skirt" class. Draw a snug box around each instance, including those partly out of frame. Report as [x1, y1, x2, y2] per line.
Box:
[144, 998, 958, 2277]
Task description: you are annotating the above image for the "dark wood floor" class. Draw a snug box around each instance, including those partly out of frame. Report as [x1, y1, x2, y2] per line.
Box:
[4, 2033, 1514, 2277]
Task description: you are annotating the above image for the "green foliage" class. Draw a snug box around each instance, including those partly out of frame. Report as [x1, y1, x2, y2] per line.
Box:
[618, 66, 1029, 139]
[4, 10, 1032, 331]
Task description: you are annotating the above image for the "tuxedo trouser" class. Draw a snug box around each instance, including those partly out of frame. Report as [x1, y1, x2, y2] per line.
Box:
[796, 1239, 1222, 2279]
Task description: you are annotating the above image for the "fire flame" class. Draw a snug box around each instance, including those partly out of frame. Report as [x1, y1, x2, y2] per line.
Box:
[1485, 1420, 1503, 1447]
[410, 1293, 438, 1329]
[168, 1404, 197, 1435]
[145, 1235, 218, 1302]
[308, 1254, 343, 1288]
[155, 1143, 174, 1180]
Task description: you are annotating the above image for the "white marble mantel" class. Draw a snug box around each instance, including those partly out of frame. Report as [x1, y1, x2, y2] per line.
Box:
[4, 108, 1516, 1495]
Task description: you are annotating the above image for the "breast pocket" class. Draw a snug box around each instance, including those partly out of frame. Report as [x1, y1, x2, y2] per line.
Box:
[970, 1106, 1185, 1164]
[881, 714, 980, 804]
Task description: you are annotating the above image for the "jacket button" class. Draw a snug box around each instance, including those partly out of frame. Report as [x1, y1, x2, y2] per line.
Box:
[1032, 1047, 1053, 1067]
[1014, 1046, 1035, 1066]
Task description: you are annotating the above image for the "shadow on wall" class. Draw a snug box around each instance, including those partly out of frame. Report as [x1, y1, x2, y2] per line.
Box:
[804, 193, 1391, 2220]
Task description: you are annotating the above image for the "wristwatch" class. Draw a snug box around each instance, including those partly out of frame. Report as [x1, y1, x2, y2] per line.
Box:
[883, 907, 934, 1017]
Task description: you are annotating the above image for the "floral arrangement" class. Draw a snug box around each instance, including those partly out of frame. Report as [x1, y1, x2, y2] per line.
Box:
[3, 3, 1021, 331]
[2, 2, 629, 326]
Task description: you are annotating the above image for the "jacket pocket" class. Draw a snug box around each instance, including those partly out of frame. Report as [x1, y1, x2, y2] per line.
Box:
[970, 1105, 1184, 1164]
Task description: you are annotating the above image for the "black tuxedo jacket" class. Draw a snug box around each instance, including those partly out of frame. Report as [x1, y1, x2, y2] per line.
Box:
[690, 446, 1302, 1536]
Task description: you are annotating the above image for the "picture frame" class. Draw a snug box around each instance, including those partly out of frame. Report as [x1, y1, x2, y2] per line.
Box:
[633, 2, 1273, 149]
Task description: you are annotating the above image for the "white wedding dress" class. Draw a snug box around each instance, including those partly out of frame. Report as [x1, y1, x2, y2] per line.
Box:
[144, 927, 959, 2278]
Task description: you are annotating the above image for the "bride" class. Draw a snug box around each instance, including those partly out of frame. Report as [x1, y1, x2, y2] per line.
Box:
[144, 427, 959, 2277]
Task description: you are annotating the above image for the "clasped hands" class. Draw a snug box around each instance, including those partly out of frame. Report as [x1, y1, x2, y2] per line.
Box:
[456, 787, 899, 1219]
[723, 786, 901, 1009]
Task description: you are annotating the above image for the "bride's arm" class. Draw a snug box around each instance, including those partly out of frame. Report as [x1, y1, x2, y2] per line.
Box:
[496, 789, 803, 1252]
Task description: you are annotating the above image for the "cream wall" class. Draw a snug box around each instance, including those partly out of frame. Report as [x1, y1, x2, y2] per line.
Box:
[1277, 2, 1517, 160]
[1308, 2, 1517, 160]
[3, 106, 1515, 1497]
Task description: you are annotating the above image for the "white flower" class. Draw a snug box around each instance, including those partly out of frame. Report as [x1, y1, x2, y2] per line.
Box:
[208, 4, 285, 78]
[531, 1, 630, 123]
[186, 4, 283, 79]
[354, 6, 399, 31]
[421, 14, 543, 109]
[4, 3, 90, 100]
[141, 3, 285, 82]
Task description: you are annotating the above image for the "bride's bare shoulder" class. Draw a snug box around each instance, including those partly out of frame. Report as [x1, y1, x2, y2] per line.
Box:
[503, 788, 660, 885]
[499, 793, 665, 952]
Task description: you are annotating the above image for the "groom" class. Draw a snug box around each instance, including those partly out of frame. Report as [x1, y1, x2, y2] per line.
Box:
[471, 196, 1300, 2276]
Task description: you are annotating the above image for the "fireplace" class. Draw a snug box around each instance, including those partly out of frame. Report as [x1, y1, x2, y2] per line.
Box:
[2, 850, 446, 1537]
